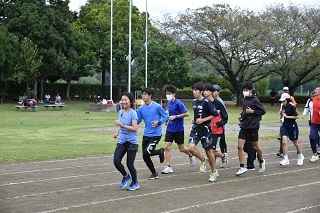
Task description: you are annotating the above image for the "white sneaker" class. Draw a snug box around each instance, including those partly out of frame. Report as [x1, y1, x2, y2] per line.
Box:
[259, 159, 266, 172]
[220, 153, 228, 168]
[235, 167, 248, 176]
[161, 166, 173, 174]
[280, 158, 290, 166]
[297, 154, 304, 166]
[199, 159, 207, 172]
[189, 155, 196, 167]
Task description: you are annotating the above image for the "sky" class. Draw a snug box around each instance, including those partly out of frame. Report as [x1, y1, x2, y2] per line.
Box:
[69, 0, 320, 19]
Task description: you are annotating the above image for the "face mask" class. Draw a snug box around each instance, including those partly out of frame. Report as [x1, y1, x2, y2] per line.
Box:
[243, 91, 250, 97]
[166, 95, 173, 102]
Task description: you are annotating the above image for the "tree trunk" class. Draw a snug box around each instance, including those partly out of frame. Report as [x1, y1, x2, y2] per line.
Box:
[66, 80, 71, 100]
[33, 79, 38, 100]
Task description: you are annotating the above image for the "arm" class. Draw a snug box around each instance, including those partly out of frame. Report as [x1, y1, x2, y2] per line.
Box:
[216, 104, 228, 127]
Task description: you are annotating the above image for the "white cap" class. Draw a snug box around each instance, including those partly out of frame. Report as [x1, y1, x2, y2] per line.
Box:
[283, 86, 289, 91]
[279, 93, 290, 101]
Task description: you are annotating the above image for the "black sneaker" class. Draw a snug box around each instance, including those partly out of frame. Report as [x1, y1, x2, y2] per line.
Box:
[277, 152, 284, 158]
[159, 148, 165, 163]
[277, 136, 281, 140]
[148, 172, 159, 180]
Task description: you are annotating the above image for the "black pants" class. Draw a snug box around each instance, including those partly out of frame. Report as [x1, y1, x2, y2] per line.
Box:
[220, 130, 227, 153]
[244, 140, 257, 169]
[113, 142, 138, 183]
[142, 136, 162, 174]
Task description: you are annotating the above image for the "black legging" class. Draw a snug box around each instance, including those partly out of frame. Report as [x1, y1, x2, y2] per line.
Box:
[220, 131, 227, 153]
[113, 143, 138, 183]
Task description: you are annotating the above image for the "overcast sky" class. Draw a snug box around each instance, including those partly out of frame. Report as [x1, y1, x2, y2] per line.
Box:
[69, 0, 320, 19]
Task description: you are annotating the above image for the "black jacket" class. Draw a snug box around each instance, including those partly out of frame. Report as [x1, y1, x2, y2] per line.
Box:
[239, 95, 266, 130]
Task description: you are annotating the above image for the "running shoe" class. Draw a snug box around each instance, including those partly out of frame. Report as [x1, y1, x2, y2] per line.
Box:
[310, 154, 319, 162]
[277, 152, 284, 158]
[236, 167, 248, 176]
[189, 155, 196, 167]
[220, 153, 228, 168]
[259, 159, 266, 172]
[162, 166, 173, 174]
[119, 174, 131, 189]
[246, 167, 255, 171]
[280, 158, 290, 166]
[297, 154, 304, 166]
[209, 171, 218, 182]
[199, 159, 207, 172]
[159, 148, 165, 163]
[148, 172, 159, 180]
[127, 182, 140, 191]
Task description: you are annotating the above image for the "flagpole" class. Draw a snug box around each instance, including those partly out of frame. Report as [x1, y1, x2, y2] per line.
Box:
[128, 0, 132, 92]
[145, 0, 148, 88]
[110, 0, 113, 101]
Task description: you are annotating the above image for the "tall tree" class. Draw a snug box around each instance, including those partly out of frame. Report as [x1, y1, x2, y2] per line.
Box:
[260, 4, 320, 95]
[161, 4, 275, 104]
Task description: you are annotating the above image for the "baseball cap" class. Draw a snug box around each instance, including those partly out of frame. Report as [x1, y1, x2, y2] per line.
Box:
[279, 93, 290, 101]
[213, 85, 221, 91]
[283, 86, 289, 91]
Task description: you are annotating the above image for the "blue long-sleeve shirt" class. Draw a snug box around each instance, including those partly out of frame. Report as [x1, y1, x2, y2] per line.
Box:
[137, 101, 169, 137]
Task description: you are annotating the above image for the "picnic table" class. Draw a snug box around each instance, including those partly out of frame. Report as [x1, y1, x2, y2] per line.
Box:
[44, 104, 65, 110]
[15, 105, 38, 112]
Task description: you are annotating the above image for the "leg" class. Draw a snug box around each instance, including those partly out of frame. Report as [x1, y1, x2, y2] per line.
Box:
[126, 149, 138, 183]
[205, 149, 216, 173]
[113, 144, 128, 177]
[164, 141, 173, 166]
[245, 140, 256, 169]
[220, 131, 227, 153]
[237, 138, 245, 165]
[188, 143, 205, 162]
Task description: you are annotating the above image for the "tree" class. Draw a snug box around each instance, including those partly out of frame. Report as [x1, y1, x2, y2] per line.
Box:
[16, 37, 42, 98]
[0, 26, 20, 103]
[260, 4, 320, 95]
[134, 39, 191, 100]
[161, 4, 274, 105]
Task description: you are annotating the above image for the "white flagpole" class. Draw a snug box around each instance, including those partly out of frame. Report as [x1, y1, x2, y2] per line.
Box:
[110, 0, 113, 101]
[128, 0, 132, 92]
[145, 0, 148, 88]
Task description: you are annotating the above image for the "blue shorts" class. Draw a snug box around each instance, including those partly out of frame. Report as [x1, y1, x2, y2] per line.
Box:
[281, 122, 299, 141]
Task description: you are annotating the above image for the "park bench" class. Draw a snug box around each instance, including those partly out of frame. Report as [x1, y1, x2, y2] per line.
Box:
[15, 105, 38, 112]
[44, 104, 65, 110]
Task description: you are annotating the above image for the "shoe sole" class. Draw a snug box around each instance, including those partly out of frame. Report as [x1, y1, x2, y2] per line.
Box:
[161, 171, 173, 174]
[236, 170, 248, 176]
[127, 186, 140, 191]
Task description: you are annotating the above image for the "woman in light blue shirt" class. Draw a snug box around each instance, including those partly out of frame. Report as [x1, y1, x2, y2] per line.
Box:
[113, 92, 139, 191]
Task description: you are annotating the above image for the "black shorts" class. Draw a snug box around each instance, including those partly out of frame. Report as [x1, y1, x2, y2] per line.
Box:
[281, 122, 299, 141]
[211, 134, 222, 151]
[116, 142, 138, 151]
[164, 131, 185, 145]
[188, 124, 213, 150]
[238, 128, 259, 142]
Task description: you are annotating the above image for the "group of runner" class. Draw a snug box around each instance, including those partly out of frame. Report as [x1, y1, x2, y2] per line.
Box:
[112, 82, 320, 191]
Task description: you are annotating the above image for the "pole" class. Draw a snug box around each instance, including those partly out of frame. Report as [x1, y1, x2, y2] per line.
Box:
[110, 0, 113, 101]
[145, 0, 148, 88]
[128, 0, 132, 92]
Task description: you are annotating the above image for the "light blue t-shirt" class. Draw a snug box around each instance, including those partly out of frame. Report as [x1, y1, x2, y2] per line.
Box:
[137, 101, 169, 137]
[117, 108, 138, 144]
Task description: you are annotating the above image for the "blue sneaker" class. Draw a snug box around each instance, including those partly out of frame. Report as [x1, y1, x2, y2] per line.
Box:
[127, 182, 140, 191]
[119, 174, 131, 189]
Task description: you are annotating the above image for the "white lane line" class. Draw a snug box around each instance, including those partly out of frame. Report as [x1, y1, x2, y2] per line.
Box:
[286, 205, 320, 213]
[161, 181, 320, 213]
[32, 167, 319, 213]
[0, 142, 306, 176]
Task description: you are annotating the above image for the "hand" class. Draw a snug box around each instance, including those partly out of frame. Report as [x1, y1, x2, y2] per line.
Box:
[169, 115, 176, 121]
[302, 116, 305, 119]
[152, 120, 159, 128]
[246, 106, 254, 114]
[195, 117, 203, 125]
[114, 120, 121, 126]
[113, 133, 118, 138]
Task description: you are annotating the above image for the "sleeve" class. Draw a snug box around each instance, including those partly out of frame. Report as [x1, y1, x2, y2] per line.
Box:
[253, 98, 266, 116]
[158, 105, 169, 124]
[216, 102, 228, 127]
[207, 101, 218, 116]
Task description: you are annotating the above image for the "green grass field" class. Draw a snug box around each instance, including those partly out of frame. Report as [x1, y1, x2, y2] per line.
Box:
[0, 101, 309, 163]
